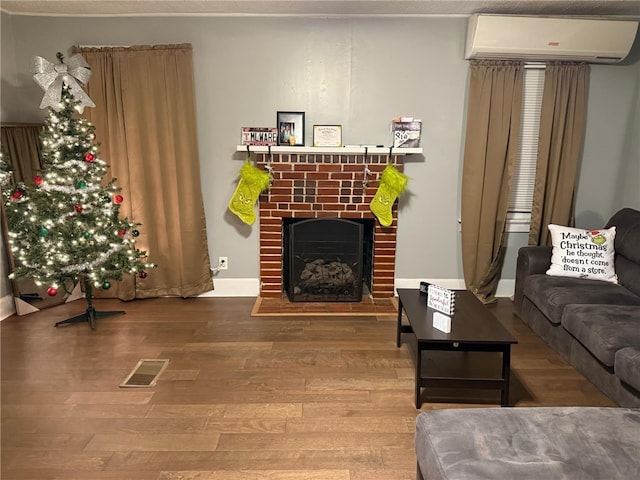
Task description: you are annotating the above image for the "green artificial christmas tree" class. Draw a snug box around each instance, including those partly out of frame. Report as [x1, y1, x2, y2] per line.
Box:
[2, 53, 154, 329]
[0, 150, 12, 187]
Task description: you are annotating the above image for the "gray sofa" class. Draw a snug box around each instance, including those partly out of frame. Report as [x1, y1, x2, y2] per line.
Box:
[415, 407, 640, 480]
[514, 207, 640, 407]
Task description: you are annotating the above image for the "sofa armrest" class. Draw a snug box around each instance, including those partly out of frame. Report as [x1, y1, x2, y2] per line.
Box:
[514, 246, 552, 318]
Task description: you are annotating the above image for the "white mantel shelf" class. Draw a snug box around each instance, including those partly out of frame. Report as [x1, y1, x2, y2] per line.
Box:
[237, 145, 423, 155]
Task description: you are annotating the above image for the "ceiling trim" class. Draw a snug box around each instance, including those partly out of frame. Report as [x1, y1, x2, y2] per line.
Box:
[1, 1, 639, 18]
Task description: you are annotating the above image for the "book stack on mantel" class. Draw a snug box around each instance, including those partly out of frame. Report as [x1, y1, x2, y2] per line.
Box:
[391, 117, 422, 148]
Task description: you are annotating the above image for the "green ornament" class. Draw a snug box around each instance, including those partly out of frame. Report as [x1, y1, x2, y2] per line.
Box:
[132, 229, 140, 237]
[83, 231, 91, 238]
[76, 180, 87, 189]
[102, 281, 111, 290]
[37, 227, 49, 237]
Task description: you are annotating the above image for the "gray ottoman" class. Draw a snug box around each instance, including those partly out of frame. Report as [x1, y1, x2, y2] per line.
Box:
[415, 407, 640, 480]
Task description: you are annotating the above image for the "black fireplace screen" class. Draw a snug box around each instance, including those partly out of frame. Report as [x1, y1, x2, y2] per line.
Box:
[285, 218, 365, 302]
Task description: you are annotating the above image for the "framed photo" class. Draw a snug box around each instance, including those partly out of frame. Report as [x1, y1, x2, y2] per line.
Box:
[277, 111, 305, 146]
[313, 125, 342, 147]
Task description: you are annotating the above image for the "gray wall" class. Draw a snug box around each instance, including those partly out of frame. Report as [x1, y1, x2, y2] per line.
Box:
[1, 12, 638, 304]
[576, 62, 640, 227]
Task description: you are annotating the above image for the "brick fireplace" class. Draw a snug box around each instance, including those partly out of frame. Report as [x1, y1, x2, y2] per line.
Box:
[256, 149, 405, 299]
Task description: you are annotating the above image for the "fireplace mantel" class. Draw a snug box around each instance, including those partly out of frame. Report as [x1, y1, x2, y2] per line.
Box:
[236, 145, 422, 155]
[250, 147, 411, 299]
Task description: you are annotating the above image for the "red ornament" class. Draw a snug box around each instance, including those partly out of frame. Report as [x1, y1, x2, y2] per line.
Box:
[33, 175, 44, 186]
[10, 189, 23, 200]
[139, 271, 148, 279]
[118, 229, 127, 238]
[47, 287, 58, 297]
[74, 204, 83, 213]
[84, 152, 95, 162]
[113, 195, 124, 204]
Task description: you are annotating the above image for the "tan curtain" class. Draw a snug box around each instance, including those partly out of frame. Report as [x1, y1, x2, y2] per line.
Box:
[461, 61, 524, 303]
[528, 62, 590, 246]
[1, 124, 43, 183]
[75, 44, 213, 299]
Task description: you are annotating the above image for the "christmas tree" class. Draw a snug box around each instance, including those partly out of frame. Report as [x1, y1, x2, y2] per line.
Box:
[0, 151, 11, 187]
[2, 53, 154, 328]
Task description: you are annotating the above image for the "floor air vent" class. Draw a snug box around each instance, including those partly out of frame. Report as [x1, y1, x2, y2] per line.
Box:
[120, 359, 170, 387]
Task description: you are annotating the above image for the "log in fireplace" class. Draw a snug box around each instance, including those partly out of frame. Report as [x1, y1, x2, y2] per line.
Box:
[284, 218, 373, 302]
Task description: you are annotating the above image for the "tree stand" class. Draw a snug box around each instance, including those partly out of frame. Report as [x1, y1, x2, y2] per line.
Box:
[54, 280, 124, 329]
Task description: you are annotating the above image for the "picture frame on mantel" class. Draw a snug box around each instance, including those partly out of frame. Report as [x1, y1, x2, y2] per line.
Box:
[277, 111, 305, 146]
[313, 125, 342, 147]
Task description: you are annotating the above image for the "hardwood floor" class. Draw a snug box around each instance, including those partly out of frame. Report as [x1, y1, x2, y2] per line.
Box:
[1, 295, 614, 479]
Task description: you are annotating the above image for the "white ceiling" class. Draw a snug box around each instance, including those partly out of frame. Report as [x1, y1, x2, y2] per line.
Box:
[1, 1, 639, 17]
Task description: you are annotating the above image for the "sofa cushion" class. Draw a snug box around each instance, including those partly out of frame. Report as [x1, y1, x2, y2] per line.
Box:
[562, 305, 640, 367]
[547, 224, 617, 283]
[524, 274, 640, 324]
[615, 255, 640, 299]
[606, 208, 640, 297]
[415, 407, 640, 480]
[606, 208, 640, 264]
[615, 347, 640, 393]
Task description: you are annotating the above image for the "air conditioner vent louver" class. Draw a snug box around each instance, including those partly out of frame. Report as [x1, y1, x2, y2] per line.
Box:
[465, 15, 639, 64]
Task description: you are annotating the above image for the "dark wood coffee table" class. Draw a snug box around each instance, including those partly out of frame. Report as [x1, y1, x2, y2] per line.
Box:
[396, 288, 517, 408]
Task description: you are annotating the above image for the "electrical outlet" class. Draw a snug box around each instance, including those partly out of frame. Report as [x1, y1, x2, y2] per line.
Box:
[218, 256, 228, 270]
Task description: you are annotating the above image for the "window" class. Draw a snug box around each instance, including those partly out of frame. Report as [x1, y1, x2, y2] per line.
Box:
[507, 64, 545, 233]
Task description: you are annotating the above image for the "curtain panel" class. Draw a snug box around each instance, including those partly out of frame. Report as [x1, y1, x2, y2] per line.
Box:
[528, 62, 590, 246]
[461, 61, 524, 303]
[75, 44, 213, 299]
[1, 124, 43, 184]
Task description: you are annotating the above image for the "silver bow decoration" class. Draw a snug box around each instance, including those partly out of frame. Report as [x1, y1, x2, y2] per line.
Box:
[31, 53, 96, 113]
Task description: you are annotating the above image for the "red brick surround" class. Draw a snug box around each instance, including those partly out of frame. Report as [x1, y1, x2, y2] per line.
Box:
[256, 152, 404, 299]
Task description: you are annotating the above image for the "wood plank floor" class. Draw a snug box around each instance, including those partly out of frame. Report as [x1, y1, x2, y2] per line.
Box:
[1, 296, 614, 479]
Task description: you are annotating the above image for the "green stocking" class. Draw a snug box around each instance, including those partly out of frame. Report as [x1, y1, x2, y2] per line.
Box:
[370, 164, 408, 227]
[228, 161, 271, 225]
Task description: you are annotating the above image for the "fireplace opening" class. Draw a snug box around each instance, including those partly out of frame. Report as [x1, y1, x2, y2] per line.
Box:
[283, 218, 373, 302]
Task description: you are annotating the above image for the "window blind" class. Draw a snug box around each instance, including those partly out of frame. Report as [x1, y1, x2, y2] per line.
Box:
[509, 65, 545, 218]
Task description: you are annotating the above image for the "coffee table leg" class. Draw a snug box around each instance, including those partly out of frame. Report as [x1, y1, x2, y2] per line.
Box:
[415, 346, 422, 408]
[501, 346, 512, 407]
[396, 297, 404, 348]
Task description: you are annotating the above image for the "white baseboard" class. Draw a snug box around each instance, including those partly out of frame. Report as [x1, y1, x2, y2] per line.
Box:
[198, 278, 260, 297]
[394, 278, 466, 291]
[201, 278, 515, 298]
[496, 279, 516, 299]
[396, 278, 515, 299]
[1, 278, 515, 316]
[1, 294, 16, 320]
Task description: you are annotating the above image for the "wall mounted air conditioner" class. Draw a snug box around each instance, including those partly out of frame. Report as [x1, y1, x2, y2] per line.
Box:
[465, 14, 639, 64]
